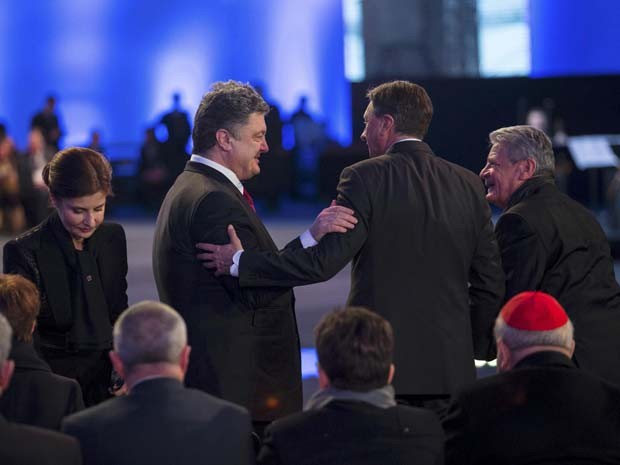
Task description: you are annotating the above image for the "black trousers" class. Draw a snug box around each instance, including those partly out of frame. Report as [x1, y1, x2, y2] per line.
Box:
[38, 346, 112, 407]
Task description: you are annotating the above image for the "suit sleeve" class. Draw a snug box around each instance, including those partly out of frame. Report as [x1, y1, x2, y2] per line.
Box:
[468, 208, 505, 360]
[495, 212, 547, 301]
[3, 240, 37, 283]
[109, 225, 129, 322]
[238, 165, 370, 288]
[442, 398, 474, 465]
[257, 423, 283, 465]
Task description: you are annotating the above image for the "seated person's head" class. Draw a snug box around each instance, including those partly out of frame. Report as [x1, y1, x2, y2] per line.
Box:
[494, 291, 575, 372]
[0, 313, 14, 395]
[315, 307, 394, 392]
[110, 301, 190, 388]
[0, 274, 40, 343]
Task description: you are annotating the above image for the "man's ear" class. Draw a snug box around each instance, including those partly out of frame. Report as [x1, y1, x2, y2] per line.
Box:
[496, 339, 512, 373]
[380, 113, 395, 133]
[0, 360, 15, 391]
[179, 345, 191, 377]
[519, 158, 537, 180]
[387, 364, 395, 385]
[215, 129, 233, 151]
[109, 351, 125, 379]
[317, 365, 330, 389]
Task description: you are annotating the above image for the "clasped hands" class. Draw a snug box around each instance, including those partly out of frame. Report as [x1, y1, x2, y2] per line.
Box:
[196, 201, 357, 276]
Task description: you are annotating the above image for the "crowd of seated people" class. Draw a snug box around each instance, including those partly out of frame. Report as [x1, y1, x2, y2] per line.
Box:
[1, 273, 620, 464]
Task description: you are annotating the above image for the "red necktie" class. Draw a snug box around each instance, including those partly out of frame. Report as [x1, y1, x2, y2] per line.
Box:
[242, 189, 256, 212]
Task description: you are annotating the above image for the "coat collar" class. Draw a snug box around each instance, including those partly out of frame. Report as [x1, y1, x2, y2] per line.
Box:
[9, 338, 52, 373]
[129, 377, 185, 397]
[387, 139, 434, 157]
[513, 350, 575, 371]
[506, 174, 556, 210]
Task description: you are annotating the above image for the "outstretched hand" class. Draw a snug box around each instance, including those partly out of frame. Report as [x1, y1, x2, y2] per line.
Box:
[196, 225, 243, 276]
[309, 200, 357, 241]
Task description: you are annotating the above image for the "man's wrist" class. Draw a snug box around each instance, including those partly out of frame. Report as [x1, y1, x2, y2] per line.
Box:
[300, 229, 318, 248]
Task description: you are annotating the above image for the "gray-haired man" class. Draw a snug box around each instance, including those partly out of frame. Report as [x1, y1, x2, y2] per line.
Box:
[62, 301, 255, 465]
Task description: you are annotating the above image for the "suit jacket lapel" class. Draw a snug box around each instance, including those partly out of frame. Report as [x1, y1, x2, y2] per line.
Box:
[186, 162, 279, 251]
[35, 224, 73, 329]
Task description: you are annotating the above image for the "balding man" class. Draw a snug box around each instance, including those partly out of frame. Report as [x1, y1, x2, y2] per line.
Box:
[62, 301, 254, 465]
[443, 292, 620, 464]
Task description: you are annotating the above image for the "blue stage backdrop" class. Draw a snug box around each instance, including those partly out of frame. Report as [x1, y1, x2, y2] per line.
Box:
[529, 0, 620, 77]
[0, 0, 350, 157]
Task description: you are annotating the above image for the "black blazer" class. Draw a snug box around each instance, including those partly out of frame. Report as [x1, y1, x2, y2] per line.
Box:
[258, 399, 444, 465]
[0, 339, 84, 430]
[442, 351, 620, 464]
[62, 377, 255, 465]
[496, 176, 620, 386]
[239, 141, 505, 395]
[3, 213, 128, 348]
[0, 414, 81, 465]
[153, 161, 302, 421]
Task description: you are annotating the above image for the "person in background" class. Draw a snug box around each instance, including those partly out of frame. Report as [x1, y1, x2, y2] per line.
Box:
[63, 300, 255, 465]
[258, 307, 443, 465]
[443, 291, 620, 464]
[0, 273, 84, 430]
[4, 147, 128, 406]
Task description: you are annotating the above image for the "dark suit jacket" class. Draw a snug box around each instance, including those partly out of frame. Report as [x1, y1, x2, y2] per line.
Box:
[0, 339, 84, 430]
[153, 161, 302, 421]
[239, 141, 505, 395]
[258, 399, 443, 465]
[442, 351, 620, 464]
[0, 414, 81, 465]
[496, 175, 620, 386]
[3, 213, 129, 349]
[62, 377, 254, 465]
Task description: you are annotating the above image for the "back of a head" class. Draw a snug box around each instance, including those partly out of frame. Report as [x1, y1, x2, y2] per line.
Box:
[315, 307, 393, 391]
[489, 125, 555, 176]
[0, 313, 12, 369]
[114, 301, 187, 371]
[192, 80, 269, 155]
[494, 291, 574, 353]
[366, 80, 433, 139]
[0, 274, 40, 343]
[42, 147, 113, 199]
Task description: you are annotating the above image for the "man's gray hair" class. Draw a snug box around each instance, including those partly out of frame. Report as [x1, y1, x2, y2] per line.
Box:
[113, 301, 187, 370]
[0, 313, 12, 367]
[489, 125, 555, 176]
[494, 315, 574, 351]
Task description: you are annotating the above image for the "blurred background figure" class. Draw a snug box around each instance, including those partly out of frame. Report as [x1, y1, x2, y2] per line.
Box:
[159, 92, 191, 181]
[18, 128, 53, 228]
[86, 130, 105, 155]
[30, 95, 62, 152]
[137, 127, 168, 211]
[0, 127, 26, 234]
[290, 95, 323, 199]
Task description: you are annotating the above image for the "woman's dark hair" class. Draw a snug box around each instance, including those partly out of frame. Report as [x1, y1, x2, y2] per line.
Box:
[42, 147, 113, 199]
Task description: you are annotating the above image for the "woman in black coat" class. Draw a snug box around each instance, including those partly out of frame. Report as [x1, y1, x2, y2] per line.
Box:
[3, 147, 128, 405]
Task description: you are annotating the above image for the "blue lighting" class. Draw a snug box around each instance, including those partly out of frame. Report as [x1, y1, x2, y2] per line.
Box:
[0, 0, 351, 157]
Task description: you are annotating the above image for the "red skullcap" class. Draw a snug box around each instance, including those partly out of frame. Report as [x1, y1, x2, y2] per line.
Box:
[500, 291, 568, 331]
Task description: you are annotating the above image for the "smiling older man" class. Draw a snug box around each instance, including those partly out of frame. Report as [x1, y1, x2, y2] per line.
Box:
[480, 125, 620, 386]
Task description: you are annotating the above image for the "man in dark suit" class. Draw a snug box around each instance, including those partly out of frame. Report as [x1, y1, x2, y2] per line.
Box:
[443, 291, 620, 464]
[0, 313, 82, 465]
[0, 274, 84, 430]
[199, 80, 505, 412]
[153, 81, 355, 426]
[62, 300, 255, 465]
[258, 307, 443, 465]
[479, 125, 620, 386]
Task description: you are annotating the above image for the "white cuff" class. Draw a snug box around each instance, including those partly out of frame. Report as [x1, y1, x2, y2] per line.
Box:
[230, 249, 244, 277]
[300, 229, 318, 248]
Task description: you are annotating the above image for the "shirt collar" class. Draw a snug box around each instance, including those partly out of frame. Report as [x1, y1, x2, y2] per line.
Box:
[387, 138, 422, 153]
[190, 154, 244, 194]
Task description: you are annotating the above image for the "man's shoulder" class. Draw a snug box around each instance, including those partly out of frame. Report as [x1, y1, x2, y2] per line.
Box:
[0, 419, 80, 460]
[268, 400, 441, 435]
